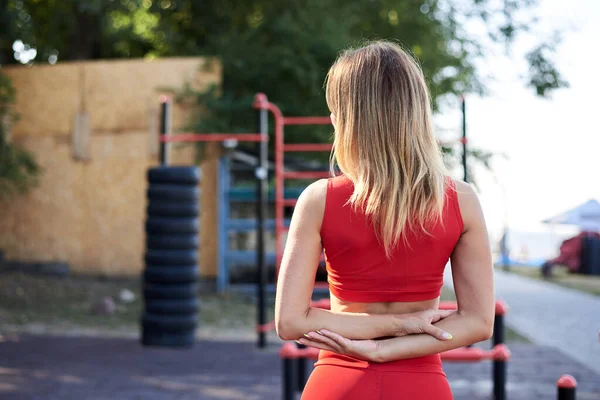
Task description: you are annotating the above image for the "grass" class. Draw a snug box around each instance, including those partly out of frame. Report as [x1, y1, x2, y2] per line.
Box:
[0, 271, 142, 330]
[0, 270, 527, 343]
[0, 271, 272, 338]
[505, 265, 600, 297]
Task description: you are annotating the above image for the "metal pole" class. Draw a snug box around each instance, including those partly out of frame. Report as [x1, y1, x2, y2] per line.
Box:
[282, 358, 296, 400]
[492, 312, 505, 399]
[159, 97, 172, 166]
[461, 95, 468, 182]
[557, 387, 576, 400]
[557, 375, 577, 400]
[493, 313, 505, 347]
[493, 358, 506, 400]
[296, 342, 307, 391]
[256, 102, 269, 348]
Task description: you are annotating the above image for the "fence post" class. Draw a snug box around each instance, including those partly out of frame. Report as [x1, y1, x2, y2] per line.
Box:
[254, 93, 269, 348]
[159, 96, 172, 166]
[557, 375, 577, 400]
[296, 341, 308, 391]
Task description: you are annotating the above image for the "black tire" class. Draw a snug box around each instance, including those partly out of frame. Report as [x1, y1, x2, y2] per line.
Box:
[147, 201, 199, 218]
[142, 312, 197, 331]
[146, 235, 200, 250]
[147, 185, 199, 202]
[144, 250, 198, 266]
[145, 218, 198, 235]
[144, 282, 199, 299]
[146, 234, 198, 251]
[148, 166, 201, 185]
[144, 298, 200, 315]
[141, 329, 195, 348]
[144, 265, 199, 283]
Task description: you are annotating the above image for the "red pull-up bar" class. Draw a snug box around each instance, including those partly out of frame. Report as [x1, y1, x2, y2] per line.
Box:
[278, 342, 511, 363]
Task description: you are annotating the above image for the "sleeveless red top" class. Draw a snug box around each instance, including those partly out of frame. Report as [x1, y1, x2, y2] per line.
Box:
[320, 175, 463, 303]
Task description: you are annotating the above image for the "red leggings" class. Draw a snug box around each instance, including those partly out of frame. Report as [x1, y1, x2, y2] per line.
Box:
[301, 351, 453, 400]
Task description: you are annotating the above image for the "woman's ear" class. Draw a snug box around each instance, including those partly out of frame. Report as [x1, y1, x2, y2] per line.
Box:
[330, 113, 337, 129]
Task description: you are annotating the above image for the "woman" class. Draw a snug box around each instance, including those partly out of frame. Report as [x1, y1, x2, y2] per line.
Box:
[275, 41, 494, 399]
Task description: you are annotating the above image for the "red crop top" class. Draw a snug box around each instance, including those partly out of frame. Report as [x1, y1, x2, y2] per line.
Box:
[320, 175, 464, 303]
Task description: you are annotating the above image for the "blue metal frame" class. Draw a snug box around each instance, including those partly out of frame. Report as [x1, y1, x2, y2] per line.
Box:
[217, 156, 231, 292]
[216, 155, 299, 293]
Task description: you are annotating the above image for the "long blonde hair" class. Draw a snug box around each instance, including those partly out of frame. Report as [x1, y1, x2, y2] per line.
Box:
[325, 41, 448, 257]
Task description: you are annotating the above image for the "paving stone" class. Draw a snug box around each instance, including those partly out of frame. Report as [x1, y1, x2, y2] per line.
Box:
[0, 335, 599, 400]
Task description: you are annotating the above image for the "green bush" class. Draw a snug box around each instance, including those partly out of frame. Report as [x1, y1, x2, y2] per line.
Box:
[0, 71, 41, 198]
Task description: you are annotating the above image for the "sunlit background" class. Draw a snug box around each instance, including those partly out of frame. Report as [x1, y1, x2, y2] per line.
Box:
[436, 0, 599, 262]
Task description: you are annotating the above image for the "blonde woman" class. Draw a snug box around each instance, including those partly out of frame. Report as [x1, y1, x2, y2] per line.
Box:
[275, 41, 494, 399]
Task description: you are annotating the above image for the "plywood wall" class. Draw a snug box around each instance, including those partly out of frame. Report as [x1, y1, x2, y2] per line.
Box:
[0, 57, 221, 277]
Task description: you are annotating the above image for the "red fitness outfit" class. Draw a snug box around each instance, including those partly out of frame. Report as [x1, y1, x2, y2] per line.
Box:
[301, 175, 464, 400]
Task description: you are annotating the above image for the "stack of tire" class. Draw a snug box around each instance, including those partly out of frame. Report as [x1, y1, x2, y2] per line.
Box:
[142, 166, 201, 347]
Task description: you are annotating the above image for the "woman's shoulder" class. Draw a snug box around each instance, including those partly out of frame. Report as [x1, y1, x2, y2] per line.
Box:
[299, 175, 350, 202]
[295, 179, 328, 215]
[448, 178, 477, 204]
[446, 178, 482, 231]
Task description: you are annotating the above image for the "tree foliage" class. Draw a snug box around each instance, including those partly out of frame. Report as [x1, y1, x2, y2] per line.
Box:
[0, 71, 41, 198]
[0, 0, 569, 174]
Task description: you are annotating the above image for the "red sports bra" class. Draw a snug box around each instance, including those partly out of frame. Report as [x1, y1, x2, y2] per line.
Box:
[320, 175, 464, 303]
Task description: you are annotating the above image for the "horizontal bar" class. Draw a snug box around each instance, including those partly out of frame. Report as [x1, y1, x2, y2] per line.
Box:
[226, 251, 276, 265]
[282, 116, 331, 126]
[226, 218, 291, 231]
[282, 199, 297, 207]
[160, 133, 267, 143]
[438, 137, 467, 146]
[283, 171, 331, 180]
[229, 187, 304, 202]
[257, 321, 276, 333]
[278, 342, 510, 363]
[227, 283, 277, 294]
[283, 143, 333, 152]
[441, 344, 510, 362]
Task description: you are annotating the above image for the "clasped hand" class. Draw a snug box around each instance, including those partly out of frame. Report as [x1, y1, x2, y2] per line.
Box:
[296, 309, 455, 362]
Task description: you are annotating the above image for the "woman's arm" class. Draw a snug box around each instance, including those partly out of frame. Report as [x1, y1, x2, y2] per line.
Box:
[275, 179, 454, 341]
[299, 180, 495, 360]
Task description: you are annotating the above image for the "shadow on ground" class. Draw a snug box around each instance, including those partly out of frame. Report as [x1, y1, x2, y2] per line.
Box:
[0, 334, 599, 400]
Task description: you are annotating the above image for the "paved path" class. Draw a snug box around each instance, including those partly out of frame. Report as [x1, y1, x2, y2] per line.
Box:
[444, 267, 600, 375]
[1, 334, 599, 399]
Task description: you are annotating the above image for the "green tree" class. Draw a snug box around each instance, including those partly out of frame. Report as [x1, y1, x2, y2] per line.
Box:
[0, 0, 569, 177]
[148, 0, 567, 170]
[0, 71, 41, 198]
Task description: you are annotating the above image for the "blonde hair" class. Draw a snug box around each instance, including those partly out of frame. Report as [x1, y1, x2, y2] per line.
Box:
[325, 40, 448, 257]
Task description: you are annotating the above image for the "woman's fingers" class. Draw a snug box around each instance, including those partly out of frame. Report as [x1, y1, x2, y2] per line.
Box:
[297, 338, 335, 351]
[317, 329, 352, 348]
[306, 331, 344, 353]
[422, 323, 453, 341]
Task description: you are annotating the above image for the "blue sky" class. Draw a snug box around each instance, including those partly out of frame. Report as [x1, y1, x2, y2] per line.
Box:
[436, 0, 600, 241]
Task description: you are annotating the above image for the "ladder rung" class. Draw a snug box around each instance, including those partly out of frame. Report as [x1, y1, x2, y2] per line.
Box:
[283, 171, 330, 180]
[226, 219, 291, 231]
[283, 144, 333, 152]
[226, 251, 276, 265]
[282, 199, 297, 207]
[282, 116, 331, 126]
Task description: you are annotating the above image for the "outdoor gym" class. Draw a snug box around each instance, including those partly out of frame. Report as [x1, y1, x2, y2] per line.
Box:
[1, 2, 599, 400]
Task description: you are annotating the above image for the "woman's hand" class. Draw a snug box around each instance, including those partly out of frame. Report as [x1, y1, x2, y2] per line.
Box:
[395, 309, 456, 340]
[297, 330, 383, 362]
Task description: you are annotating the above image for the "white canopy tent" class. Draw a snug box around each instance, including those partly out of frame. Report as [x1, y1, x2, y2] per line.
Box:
[543, 199, 600, 232]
